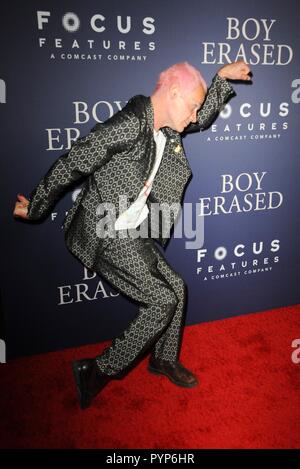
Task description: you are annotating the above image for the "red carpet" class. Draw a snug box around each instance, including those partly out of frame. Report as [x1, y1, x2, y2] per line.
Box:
[0, 305, 300, 449]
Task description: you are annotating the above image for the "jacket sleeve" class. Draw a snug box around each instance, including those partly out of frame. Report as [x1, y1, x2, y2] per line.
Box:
[27, 106, 140, 220]
[184, 74, 235, 134]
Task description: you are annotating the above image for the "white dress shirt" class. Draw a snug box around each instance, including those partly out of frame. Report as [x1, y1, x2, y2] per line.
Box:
[115, 128, 167, 230]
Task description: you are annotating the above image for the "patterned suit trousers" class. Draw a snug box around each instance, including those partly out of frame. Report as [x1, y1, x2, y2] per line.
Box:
[95, 220, 187, 377]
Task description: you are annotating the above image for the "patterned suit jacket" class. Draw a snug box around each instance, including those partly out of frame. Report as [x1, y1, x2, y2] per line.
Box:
[27, 74, 234, 271]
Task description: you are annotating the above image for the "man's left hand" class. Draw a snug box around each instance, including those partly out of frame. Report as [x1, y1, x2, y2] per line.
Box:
[217, 60, 251, 81]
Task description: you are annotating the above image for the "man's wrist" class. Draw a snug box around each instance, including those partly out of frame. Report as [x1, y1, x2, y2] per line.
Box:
[217, 69, 227, 80]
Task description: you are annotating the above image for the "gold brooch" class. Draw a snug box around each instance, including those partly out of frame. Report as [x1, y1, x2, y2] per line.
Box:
[174, 145, 182, 153]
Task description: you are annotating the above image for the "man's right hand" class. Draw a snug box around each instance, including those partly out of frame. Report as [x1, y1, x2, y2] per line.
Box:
[13, 194, 30, 219]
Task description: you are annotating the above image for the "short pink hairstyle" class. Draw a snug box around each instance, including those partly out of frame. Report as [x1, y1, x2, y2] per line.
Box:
[153, 62, 207, 94]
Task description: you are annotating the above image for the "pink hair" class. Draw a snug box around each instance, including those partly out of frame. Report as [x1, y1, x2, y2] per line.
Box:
[153, 62, 207, 94]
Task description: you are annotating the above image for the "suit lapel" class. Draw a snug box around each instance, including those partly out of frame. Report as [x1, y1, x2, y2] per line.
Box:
[142, 97, 157, 180]
[144, 96, 191, 173]
[161, 127, 192, 173]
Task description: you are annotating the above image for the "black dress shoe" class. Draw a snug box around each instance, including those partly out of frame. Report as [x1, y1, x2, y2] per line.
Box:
[72, 358, 111, 410]
[148, 356, 199, 388]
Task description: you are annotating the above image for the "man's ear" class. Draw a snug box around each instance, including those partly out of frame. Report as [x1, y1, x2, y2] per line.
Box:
[168, 84, 180, 100]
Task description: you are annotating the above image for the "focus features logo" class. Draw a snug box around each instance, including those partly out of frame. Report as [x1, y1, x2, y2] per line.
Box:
[204, 80, 300, 144]
[196, 239, 280, 281]
[37, 11, 156, 62]
[206, 99, 289, 143]
[204, 83, 300, 144]
[202, 17, 293, 65]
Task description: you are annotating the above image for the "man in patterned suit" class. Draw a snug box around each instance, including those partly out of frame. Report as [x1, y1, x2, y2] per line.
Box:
[14, 60, 251, 409]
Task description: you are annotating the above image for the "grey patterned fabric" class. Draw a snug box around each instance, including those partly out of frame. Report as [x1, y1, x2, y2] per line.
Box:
[94, 223, 187, 374]
[27, 74, 234, 373]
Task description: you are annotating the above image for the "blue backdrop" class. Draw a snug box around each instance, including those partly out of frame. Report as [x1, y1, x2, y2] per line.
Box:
[1, 0, 299, 358]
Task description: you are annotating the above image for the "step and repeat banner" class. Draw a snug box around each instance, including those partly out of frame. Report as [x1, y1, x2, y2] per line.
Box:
[1, 0, 299, 358]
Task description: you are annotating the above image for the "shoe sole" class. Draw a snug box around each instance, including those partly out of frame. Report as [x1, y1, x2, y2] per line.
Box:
[72, 361, 91, 410]
[148, 365, 199, 388]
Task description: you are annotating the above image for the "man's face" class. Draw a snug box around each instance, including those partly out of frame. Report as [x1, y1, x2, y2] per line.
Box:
[168, 84, 206, 133]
